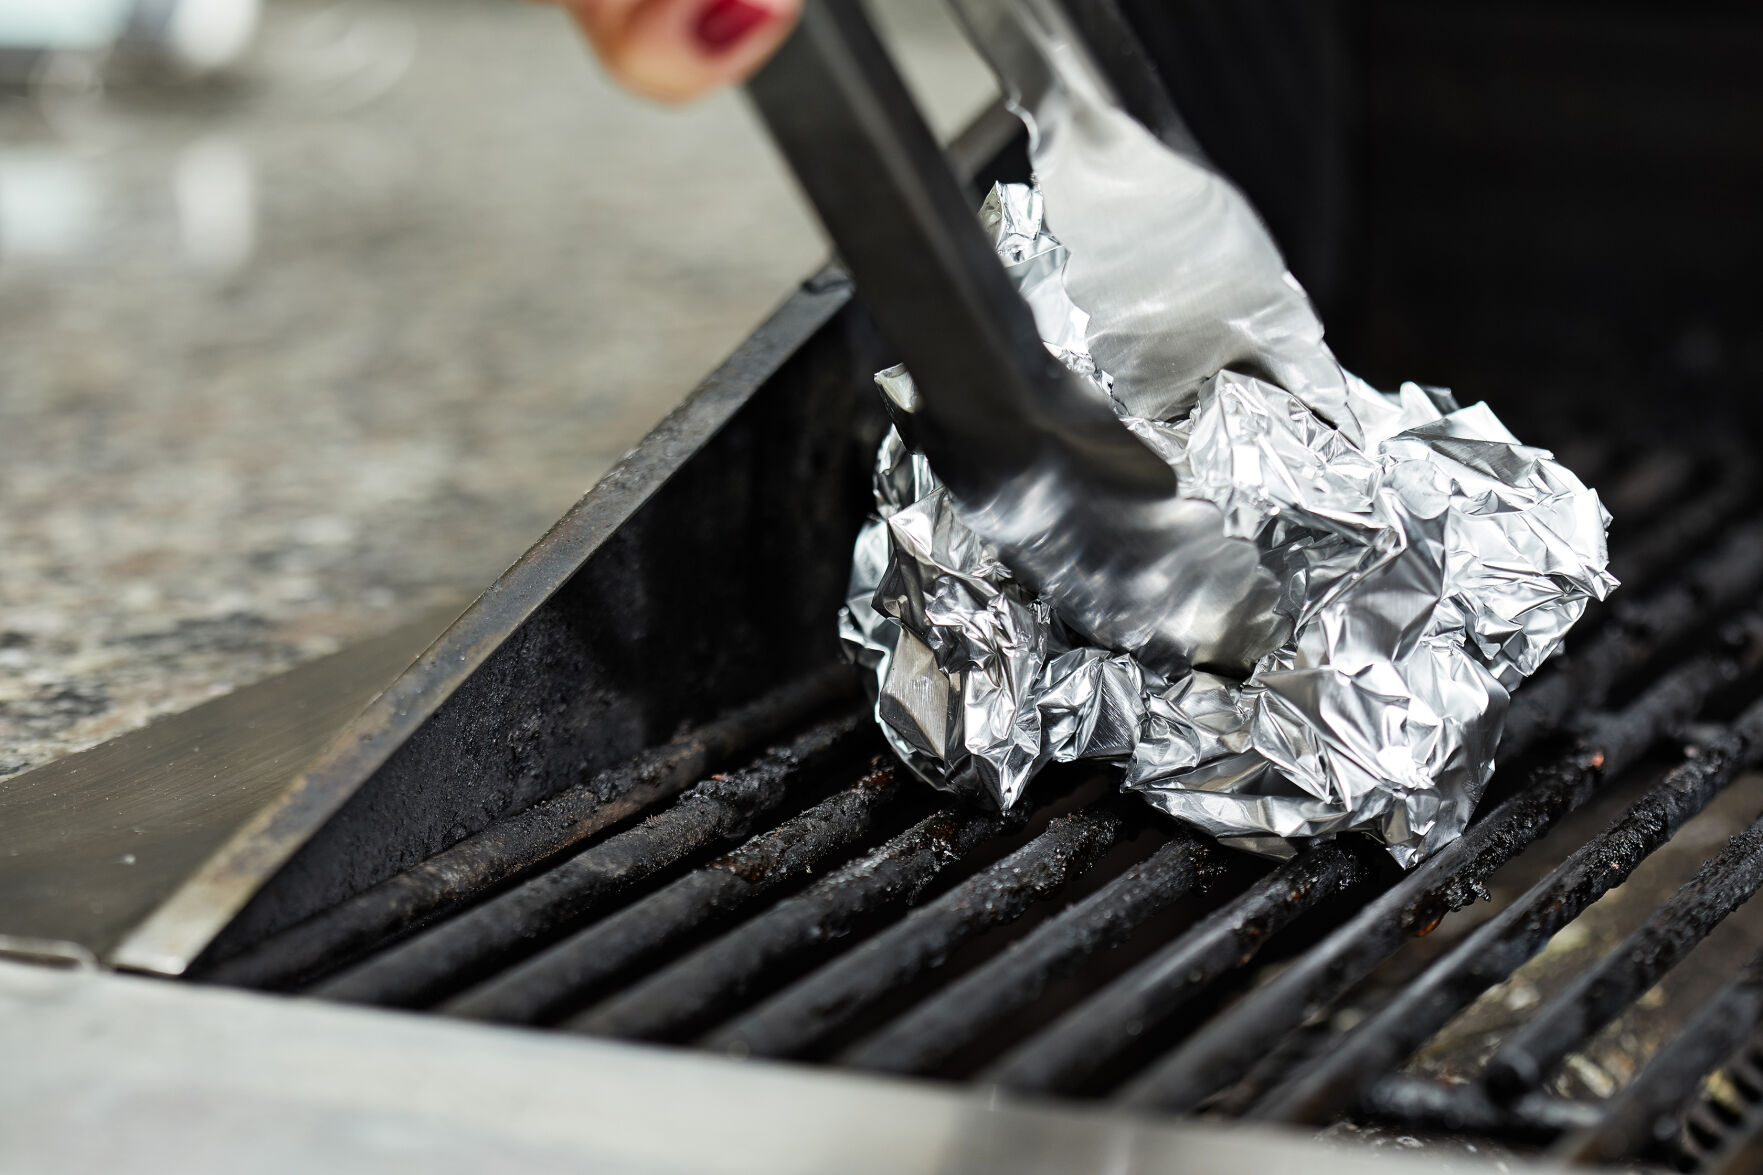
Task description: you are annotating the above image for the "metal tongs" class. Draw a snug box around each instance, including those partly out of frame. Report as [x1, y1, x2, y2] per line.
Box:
[746, 0, 1346, 675]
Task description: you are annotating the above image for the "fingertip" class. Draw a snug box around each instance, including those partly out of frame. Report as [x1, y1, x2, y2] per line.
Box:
[691, 0, 777, 54]
[571, 0, 799, 104]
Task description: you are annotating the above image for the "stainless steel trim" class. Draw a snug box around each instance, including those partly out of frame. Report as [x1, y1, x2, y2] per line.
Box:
[0, 959, 1516, 1175]
[0, 604, 463, 963]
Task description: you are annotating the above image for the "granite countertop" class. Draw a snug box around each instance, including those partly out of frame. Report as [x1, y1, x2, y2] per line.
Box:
[0, 0, 992, 781]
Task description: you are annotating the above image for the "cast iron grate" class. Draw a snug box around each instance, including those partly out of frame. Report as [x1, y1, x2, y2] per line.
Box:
[197, 441, 1763, 1169]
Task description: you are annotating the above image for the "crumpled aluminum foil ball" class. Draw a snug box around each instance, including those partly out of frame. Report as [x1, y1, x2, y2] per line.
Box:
[839, 183, 1617, 865]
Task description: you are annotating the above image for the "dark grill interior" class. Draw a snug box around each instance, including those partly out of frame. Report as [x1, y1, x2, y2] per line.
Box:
[192, 438, 1763, 1171]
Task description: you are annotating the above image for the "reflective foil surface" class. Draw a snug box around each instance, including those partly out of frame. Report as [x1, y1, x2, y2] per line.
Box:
[840, 183, 1615, 863]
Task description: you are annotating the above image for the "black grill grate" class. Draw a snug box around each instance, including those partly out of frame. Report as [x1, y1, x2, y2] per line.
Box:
[197, 443, 1763, 1169]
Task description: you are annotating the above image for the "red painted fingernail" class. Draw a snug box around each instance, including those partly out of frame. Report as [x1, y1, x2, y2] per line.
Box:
[694, 0, 773, 53]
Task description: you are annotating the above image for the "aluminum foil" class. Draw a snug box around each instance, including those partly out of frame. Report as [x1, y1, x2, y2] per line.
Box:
[839, 182, 1616, 864]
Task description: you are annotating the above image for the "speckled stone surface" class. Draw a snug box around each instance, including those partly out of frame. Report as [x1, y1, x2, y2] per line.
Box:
[0, 0, 992, 780]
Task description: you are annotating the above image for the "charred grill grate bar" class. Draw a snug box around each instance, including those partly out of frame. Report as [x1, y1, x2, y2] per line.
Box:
[308, 714, 873, 1008]
[976, 840, 1373, 1096]
[841, 830, 1232, 1079]
[699, 809, 1131, 1061]
[1114, 645, 1754, 1117]
[194, 445, 1763, 1168]
[564, 802, 1021, 1043]
[1487, 805, 1763, 1101]
[201, 668, 859, 993]
[1563, 950, 1763, 1167]
[1246, 690, 1763, 1127]
[440, 761, 911, 1025]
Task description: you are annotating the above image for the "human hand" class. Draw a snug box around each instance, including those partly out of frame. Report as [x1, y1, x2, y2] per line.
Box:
[539, 0, 801, 102]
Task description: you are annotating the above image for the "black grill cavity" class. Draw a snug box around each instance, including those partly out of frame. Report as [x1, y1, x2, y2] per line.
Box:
[193, 445, 1763, 1171]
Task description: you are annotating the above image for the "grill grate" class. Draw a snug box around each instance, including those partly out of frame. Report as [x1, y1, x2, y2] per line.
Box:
[196, 442, 1763, 1168]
